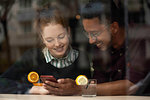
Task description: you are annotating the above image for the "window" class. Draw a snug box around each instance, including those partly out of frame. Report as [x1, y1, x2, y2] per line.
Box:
[20, 22, 32, 34]
[19, 0, 32, 8]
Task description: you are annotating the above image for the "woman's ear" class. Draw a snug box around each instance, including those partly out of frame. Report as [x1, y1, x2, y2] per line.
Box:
[67, 27, 71, 37]
[67, 27, 72, 43]
[41, 34, 46, 44]
[110, 22, 119, 36]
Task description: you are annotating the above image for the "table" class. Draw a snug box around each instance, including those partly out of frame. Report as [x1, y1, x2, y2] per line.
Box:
[0, 94, 150, 100]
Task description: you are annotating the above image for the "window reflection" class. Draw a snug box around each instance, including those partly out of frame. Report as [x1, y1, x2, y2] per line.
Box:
[0, 0, 149, 95]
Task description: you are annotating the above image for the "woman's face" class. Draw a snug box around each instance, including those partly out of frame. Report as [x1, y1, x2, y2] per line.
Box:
[42, 24, 70, 58]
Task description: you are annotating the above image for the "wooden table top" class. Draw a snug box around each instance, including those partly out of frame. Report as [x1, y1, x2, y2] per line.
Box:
[0, 94, 150, 100]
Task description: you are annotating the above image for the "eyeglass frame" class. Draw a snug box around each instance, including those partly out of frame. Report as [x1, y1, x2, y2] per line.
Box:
[83, 25, 109, 40]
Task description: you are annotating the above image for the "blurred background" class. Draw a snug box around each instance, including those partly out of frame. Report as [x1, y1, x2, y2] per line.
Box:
[0, 0, 150, 74]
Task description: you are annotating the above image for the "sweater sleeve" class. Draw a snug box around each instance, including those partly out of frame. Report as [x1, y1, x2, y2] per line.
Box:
[0, 49, 36, 81]
[0, 48, 39, 93]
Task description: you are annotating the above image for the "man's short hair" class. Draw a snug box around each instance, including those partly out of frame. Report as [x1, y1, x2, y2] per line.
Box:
[80, 1, 125, 27]
[111, 0, 125, 27]
[80, 1, 109, 24]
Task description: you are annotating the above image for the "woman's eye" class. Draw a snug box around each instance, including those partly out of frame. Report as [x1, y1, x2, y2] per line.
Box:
[46, 39, 53, 43]
[58, 34, 65, 39]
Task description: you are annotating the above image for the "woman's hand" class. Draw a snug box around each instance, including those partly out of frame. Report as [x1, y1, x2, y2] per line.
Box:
[29, 86, 50, 95]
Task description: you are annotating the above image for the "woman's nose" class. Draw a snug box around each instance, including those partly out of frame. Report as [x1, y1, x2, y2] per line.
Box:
[54, 39, 61, 46]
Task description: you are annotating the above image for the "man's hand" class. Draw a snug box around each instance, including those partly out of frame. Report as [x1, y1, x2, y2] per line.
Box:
[43, 78, 82, 96]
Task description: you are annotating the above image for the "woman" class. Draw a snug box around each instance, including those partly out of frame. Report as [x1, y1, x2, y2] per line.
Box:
[0, 4, 91, 94]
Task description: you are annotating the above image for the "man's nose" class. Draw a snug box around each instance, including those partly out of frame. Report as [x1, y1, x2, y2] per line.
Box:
[89, 36, 96, 44]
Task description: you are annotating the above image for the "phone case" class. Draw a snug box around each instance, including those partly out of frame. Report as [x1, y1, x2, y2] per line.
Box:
[40, 75, 57, 83]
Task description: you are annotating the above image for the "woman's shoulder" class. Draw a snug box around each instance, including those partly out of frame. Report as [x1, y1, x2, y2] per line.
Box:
[21, 48, 39, 55]
[20, 48, 44, 60]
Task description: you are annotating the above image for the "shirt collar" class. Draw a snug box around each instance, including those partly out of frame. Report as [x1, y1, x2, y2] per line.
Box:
[42, 47, 79, 68]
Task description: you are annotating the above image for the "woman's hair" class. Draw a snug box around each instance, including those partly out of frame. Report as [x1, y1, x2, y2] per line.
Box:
[36, 5, 69, 33]
[35, 4, 69, 48]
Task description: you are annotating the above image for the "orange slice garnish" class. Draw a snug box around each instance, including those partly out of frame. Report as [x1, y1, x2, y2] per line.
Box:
[75, 75, 88, 85]
[28, 71, 39, 83]
[33, 83, 43, 86]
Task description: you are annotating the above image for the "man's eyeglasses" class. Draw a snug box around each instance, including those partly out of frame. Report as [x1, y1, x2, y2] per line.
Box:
[83, 26, 108, 40]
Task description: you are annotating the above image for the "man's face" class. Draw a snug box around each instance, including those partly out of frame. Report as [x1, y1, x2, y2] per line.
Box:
[82, 17, 111, 51]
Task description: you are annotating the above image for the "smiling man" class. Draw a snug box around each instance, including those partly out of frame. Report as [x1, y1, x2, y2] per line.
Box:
[80, 0, 150, 95]
[80, 1, 131, 95]
[82, 17, 111, 51]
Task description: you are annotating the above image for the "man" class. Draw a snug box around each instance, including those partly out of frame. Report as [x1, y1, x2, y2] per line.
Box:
[43, 1, 149, 95]
[79, 1, 132, 95]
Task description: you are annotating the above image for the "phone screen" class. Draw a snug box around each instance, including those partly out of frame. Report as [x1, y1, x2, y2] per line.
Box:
[40, 75, 57, 83]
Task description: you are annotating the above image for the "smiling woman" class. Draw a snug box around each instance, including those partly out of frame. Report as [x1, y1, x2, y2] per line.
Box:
[35, 5, 78, 68]
[42, 24, 70, 58]
[0, 3, 91, 94]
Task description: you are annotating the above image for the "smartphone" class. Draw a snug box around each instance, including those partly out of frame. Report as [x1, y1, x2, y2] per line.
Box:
[40, 75, 57, 83]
